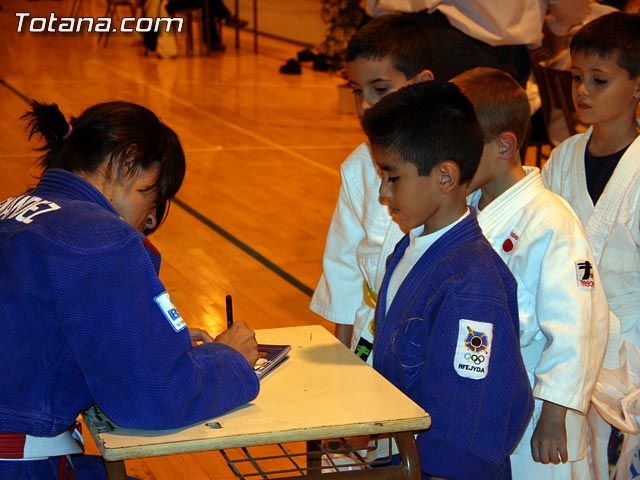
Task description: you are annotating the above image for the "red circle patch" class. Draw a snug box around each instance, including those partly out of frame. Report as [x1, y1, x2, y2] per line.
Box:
[502, 238, 514, 252]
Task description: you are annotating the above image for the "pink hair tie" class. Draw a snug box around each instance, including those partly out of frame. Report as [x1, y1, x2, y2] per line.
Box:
[62, 123, 73, 140]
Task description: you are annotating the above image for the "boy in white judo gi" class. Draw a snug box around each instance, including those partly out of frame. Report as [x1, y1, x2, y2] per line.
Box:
[310, 13, 436, 360]
[541, 11, 640, 479]
[453, 67, 611, 479]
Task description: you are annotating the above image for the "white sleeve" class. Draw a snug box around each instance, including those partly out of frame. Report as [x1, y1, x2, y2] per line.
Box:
[531, 208, 608, 413]
[541, 142, 566, 193]
[310, 152, 367, 325]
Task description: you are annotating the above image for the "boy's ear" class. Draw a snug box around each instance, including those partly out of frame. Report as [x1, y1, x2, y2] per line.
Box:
[412, 69, 435, 84]
[436, 161, 459, 193]
[496, 132, 518, 159]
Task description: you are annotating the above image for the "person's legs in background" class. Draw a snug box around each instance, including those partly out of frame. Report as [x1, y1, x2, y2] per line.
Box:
[165, 0, 224, 50]
[410, 10, 530, 87]
[209, 0, 248, 27]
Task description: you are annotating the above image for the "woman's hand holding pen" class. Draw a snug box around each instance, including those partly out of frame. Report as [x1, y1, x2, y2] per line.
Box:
[215, 321, 259, 367]
[188, 321, 259, 368]
[192, 295, 259, 367]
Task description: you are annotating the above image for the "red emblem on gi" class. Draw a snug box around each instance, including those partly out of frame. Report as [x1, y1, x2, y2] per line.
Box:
[502, 231, 519, 253]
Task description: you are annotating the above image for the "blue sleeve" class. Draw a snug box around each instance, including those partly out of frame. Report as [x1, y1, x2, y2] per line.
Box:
[50, 233, 259, 430]
[417, 290, 532, 479]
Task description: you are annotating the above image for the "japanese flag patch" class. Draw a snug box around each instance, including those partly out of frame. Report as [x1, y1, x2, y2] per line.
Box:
[154, 291, 186, 332]
[501, 229, 521, 254]
[575, 260, 595, 288]
[454, 319, 493, 380]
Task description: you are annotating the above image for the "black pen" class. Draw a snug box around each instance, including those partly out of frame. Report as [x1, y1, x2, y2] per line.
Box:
[225, 294, 233, 328]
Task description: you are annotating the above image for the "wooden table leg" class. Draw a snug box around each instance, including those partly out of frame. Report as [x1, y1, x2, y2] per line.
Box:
[306, 439, 322, 474]
[105, 460, 127, 480]
[393, 432, 421, 480]
[297, 433, 420, 479]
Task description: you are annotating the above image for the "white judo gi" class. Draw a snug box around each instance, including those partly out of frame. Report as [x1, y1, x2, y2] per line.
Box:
[543, 128, 639, 479]
[542, 129, 639, 349]
[310, 142, 403, 363]
[468, 167, 610, 479]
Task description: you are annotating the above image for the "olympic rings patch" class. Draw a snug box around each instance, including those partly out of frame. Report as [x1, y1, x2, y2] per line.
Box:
[464, 353, 485, 364]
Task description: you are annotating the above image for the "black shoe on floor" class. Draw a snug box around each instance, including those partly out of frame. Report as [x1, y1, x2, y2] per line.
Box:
[279, 58, 302, 75]
[297, 48, 317, 62]
[225, 15, 248, 28]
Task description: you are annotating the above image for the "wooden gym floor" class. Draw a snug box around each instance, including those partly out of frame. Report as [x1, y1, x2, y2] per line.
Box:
[1, 0, 356, 334]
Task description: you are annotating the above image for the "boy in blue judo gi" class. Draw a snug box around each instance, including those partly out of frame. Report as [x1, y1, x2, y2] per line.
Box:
[361, 80, 533, 479]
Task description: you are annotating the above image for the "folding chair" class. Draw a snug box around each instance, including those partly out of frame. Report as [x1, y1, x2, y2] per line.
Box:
[176, 4, 222, 56]
[531, 62, 587, 142]
[99, 0, 145, 46]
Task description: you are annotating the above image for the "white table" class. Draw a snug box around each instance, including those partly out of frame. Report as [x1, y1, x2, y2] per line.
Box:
[84, 325, 431, 479]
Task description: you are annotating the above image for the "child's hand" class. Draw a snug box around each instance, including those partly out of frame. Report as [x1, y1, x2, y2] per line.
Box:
[530, 401, 568, 464]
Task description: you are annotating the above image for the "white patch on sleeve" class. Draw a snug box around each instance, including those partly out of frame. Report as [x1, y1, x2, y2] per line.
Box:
[154, 291, 186, 332]
[454, 319, 493, 380]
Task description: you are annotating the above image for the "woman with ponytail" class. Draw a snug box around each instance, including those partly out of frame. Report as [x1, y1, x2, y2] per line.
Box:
[0, 101, 260, 479]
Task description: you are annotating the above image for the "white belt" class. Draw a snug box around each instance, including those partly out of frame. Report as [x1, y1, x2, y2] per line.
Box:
[0, 426, 84, 461]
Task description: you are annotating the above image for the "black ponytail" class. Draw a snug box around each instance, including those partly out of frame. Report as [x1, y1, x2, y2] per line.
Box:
[21, 101, 72, 171]
[22, 101, 70, 145]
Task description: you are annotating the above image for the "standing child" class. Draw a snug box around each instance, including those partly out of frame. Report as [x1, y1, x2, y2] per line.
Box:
[453, 67, 612, 479]
[541, 11, 640, 479]
[310, 13, 435, 360]
[361, 80, 533, 479]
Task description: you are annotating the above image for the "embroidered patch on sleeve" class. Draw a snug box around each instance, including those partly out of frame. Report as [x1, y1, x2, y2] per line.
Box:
[454, 319, 493, 380]
[575, 260, 595, 288]
[501, 229, 521, 254]
[354, 337, 373, 362]
[154, 291, 186, 332]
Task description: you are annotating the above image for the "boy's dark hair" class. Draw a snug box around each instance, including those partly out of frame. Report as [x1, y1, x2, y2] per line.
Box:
[570, 11, 640, 79]
[362, 80, 484, 183]
[345, 13, 437, 80]
[452, 67, 531, 150]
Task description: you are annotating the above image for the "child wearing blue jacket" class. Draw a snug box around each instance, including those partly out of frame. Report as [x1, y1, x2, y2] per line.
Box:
[361, 81, 533, 479]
